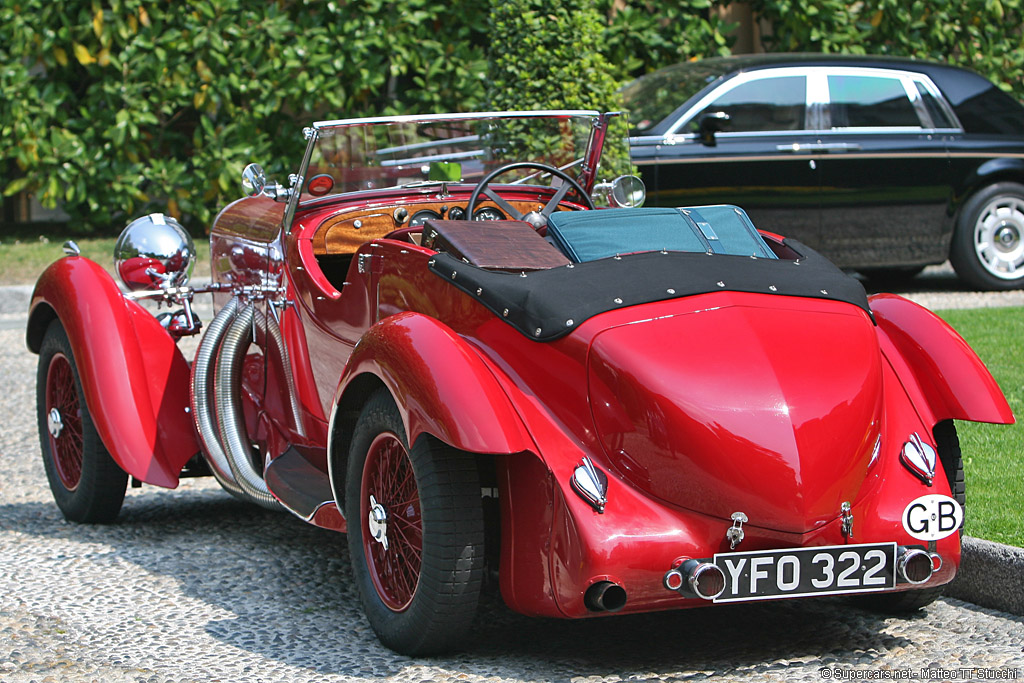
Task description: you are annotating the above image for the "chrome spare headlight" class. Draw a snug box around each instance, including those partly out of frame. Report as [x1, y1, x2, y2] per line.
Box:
[114, 213, 196, 291]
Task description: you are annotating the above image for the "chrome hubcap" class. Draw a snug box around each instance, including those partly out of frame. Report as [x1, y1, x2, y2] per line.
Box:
[47, 408, 64, 439]
[367, 494, 389, 551]
[974, 196, 1024, 280]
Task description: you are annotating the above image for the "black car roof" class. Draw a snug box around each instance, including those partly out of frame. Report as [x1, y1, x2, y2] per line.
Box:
[625, 53, 1021, 136]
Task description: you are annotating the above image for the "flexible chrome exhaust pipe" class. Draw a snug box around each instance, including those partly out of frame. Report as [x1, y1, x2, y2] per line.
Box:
[584, 581, 628, 612]
[190, 296, 246, 499]
[215, 303, 282, 510]
[254, 305, 306, 439]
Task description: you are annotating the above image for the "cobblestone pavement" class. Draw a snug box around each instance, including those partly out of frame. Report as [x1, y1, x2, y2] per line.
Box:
[2, 269, 1023, 682]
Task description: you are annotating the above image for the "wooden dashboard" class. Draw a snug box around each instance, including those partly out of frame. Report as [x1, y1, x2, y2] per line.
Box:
[313, 199, 569, 255]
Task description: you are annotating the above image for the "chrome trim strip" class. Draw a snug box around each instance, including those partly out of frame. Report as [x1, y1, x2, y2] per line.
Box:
[314, 109, 601, 130]
[633, 151, 1024, 166]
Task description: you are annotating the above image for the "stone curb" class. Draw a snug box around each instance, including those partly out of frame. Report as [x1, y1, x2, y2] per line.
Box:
[944, 536, 1024, 615]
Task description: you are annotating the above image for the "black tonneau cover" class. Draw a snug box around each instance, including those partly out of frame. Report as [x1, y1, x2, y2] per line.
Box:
[429, 239, 872, 341]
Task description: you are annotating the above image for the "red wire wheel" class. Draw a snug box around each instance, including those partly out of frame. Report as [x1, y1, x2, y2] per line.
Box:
[36, 320, 127, 523]
[359, 432, 423, 612]
[345, 389, 485, 655]
[44, 352, 84, 491]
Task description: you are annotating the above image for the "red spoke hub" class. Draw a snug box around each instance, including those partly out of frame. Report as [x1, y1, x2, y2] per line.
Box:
[46, 353, 83, 491]
[360, 433, 422, 611]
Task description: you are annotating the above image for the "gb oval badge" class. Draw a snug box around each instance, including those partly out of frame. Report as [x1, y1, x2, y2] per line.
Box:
[902, 494, 963, 541]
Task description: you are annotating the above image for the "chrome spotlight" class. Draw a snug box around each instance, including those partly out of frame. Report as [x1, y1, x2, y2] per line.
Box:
[114, 213, 196, 291]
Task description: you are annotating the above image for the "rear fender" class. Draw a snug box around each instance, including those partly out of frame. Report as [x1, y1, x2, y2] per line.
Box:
[869, 293, 1014, 426]
[328, 312, 535, 501]
[27, 256, 199, 487]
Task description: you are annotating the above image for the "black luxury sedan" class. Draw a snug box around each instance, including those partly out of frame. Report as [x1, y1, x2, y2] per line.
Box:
[623, 54, 1024, 289]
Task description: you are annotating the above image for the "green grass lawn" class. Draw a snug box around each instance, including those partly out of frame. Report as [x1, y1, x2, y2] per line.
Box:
[936, 307, 1024, 548]
[0, 233, 208, 286]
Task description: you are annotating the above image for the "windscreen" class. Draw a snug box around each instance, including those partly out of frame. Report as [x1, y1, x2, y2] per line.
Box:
[301, 113, 598, 200]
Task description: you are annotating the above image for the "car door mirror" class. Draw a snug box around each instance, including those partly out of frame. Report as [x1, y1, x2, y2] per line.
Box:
[698, 112, 731, 146]
[241, 163, 267, 197]
[590, 175, 647, 208]
[609, 175, 647, 208]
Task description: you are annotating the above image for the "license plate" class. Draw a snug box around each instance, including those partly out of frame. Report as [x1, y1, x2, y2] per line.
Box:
[712, 542, 897, 603]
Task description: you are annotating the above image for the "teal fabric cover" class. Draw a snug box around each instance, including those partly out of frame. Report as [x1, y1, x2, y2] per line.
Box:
[546, 206, 777, 263]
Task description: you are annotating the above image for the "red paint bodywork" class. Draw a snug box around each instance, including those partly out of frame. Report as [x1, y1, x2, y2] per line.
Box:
[26, 257, 198, 487]
[29, 171, 1013, 622]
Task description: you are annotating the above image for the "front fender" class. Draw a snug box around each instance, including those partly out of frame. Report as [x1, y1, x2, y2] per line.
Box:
[27, 256, 199, 487]
[869, 293, 1014, 426]
[332, 312, 535, 456]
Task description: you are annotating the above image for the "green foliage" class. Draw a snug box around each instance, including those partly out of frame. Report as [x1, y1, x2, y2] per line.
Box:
[0, 0, 489, 234]
[748, 0, 1024, 100]
[487, 0, 621, 113]
[486, 0, 635, 178]
[597, 0, 736, 80]
[6, 0, 1024, 235]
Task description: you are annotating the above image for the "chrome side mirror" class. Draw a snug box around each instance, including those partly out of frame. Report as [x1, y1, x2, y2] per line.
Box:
[241, 163, 267, 197]
[609, 175, 646, 208]
[592, 175, 647, 208]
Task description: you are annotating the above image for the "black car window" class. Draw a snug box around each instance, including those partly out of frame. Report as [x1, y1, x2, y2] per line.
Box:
[623, 62, 733, 134]
[687, 75, 806, 133]
[827, 75, 921, 128]
[915, 82, 956, 128]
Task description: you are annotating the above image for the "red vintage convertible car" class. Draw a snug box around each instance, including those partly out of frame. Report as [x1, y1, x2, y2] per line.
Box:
[27, 110, 1014, 655]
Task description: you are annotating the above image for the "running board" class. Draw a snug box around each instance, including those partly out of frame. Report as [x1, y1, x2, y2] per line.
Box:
[264, 447, 335, 522]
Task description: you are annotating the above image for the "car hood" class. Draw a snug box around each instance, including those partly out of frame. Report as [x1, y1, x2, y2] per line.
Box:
[587, 300, 882, 534]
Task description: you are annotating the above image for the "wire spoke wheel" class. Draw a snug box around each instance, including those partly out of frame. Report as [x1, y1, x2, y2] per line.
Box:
[45, 352, 84, 490]
[345, 388, 484, 655]
[360, 432, 422, 611]
[36, 320, 127, 523]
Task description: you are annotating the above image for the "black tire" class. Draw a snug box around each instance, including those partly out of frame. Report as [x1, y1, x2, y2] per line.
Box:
[949, 182, 1024, 290]
[854, 420, 964, 613]
[345, 389, 484, 655]
[36, 319, 128, 523]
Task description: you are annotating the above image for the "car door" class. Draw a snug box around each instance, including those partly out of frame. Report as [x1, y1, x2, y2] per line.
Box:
[635, 68, 823, 248]
[813, 68, 955, 268]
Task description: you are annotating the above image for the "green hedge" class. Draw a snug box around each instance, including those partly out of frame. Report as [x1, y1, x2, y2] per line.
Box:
[749, 0, 1024, 99]
[2, 0, 1023, 235]
[0, 0, 491, 233]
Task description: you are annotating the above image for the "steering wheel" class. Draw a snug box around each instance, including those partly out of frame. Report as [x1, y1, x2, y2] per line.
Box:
[465, 162, 595, 230]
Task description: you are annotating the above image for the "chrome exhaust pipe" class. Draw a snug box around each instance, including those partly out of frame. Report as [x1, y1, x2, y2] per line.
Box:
[897, 546, 935, 585]
[215, 303, 282, 510]
[664, 559, 726, 600]
[190, 296, 246, 499]
[584, 581, 627, 612]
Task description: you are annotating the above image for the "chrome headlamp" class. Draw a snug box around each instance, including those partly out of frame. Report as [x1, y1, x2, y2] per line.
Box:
[114, 213, 196, 291]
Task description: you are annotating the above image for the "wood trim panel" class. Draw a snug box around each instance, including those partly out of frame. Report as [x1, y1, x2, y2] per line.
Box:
[316, 200, 555, 255]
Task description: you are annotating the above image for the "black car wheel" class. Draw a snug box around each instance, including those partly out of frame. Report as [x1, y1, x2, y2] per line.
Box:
[950, 182, 1024, 290]
[853, 420, 964, 613]
[345, 389, 484, 655]
[36, 319, 128, 523]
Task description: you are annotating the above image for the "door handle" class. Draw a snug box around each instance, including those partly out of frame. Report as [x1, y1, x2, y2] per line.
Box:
[818, 142, 861, 153]
[776, 143, 814, 153]
[776, 142, 862, 153]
